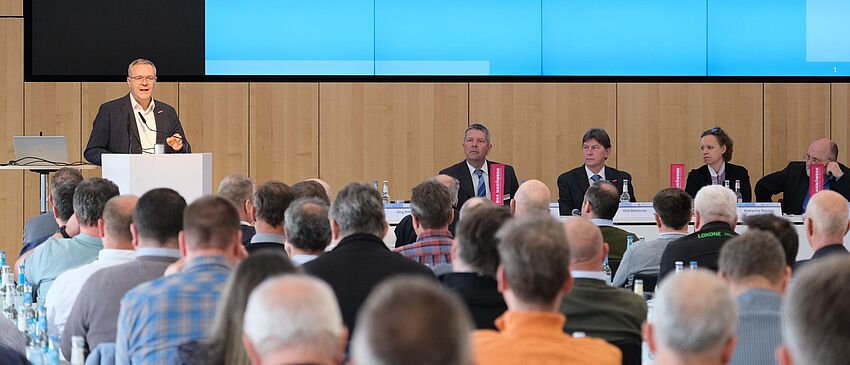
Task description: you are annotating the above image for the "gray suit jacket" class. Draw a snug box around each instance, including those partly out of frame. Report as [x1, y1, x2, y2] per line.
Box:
[23, 212, 58, 244]
[60, 254, 178, 359]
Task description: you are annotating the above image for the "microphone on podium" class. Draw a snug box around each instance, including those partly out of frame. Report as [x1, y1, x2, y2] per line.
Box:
[571, 209, 581, 216]
[137, 112, 184, 141]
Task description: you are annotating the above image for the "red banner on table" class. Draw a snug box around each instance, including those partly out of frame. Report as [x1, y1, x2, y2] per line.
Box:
[490, 164, 505, 206]
[670, 164, 685, 189]
[810, 163, 825, 197]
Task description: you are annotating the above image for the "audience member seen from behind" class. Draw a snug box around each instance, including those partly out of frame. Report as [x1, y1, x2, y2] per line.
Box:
[440, 205, 511, 329]
[614, 188, 692, 287]
[352, 276, 472, 365]
[394, 174, 460, 248]
[115, 196, 245, 364]
[284, 198, 332, 266]
[20, 167, 84, 257]
[473, 214, 621, 365]
[243, 275, 346, 365]
[718, 230, 790, 365]
[685, 127, 752, 202]
[658, 185, 738, 280]
[510, 179, 551, 217]
[581, 180, 638, 277]
[646, 270, 737, 365]
[245, 180, 296, 254]
[795, 190, 850, 270]
[61, 188, 187, 359]
[291, 180, 331, 205]
[393, 180, 455, 267]
[778, 256, 850, 365]
[458, 197, 494, 220]
[741, 214, 799, 270]
[219, 174, 257, 246]
[177, 251, 297, 365]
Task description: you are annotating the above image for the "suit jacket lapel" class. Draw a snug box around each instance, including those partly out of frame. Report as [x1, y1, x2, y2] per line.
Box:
[577, 166, 590, 193]
[122, 98, 142, 154]
[458, 161, 476, 199]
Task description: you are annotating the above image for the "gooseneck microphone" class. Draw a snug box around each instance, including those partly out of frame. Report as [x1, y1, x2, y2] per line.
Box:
[137, 112, 184, 141]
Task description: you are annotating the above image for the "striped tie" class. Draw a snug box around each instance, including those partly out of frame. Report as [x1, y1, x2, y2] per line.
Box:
[474, 169, 486, 197]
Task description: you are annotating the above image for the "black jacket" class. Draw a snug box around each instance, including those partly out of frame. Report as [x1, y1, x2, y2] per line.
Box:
[794, 244, 849, 272]
[440, 272, 507, 330]
[84, 95, 190, 166]
[439, 160, 520, 209]
[755, 161, 850, 215]
[658, 221, 738, 280]
[685, 163, 752, 202]
[557, 165, 636, 215]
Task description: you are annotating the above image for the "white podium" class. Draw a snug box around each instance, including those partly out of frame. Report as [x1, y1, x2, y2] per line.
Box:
[101, 153, 213, 204]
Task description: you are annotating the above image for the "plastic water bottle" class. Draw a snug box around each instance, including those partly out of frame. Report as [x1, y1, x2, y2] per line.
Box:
[690, 261, 698, 270]
[626, 235, 634, 250]
[70, 336, 85, 365]
[0, 251, 6, 266]
[17, 288, 33, 333]
[382, 180, 390, 204]
[620, 179, 631, 202]
[602, 256, 613, 285]
[634, 279, 644, 296]
[16, 267, 27, 308]
[724, 180, 730, 189]
[675, 261, 684, 274]
[45, 336, 60, 365]
[734, 180, 743, 203]
[26, 331, 44, 365]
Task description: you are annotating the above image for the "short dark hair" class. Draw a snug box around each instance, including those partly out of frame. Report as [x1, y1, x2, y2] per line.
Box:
[183, 196, 241, 250]
[653, 188, 692, 230]
[701, 127, 734, 162]
[582, 128, 611, 149]
[254, 181, 296, 227]
[742, 214, 799, 268]
[53, 181, 80, 222]
[285, 198, 332, 252]
[464, 123, 491, 143]
[719, 229, 787, 283]
[497, 215, 570, 306]
[134, 188, 187, 245]
[291, 180, 331, 205]
[455, 206, 512, 277]
[329, 183, 385, 238]
[73, 178, 120, 227]
[410, 180, 453, 230]
[584, 180, 620, 219]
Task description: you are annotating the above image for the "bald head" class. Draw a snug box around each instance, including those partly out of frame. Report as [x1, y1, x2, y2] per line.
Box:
[459, 197, 494, 220]
[805, 190, 850, 249]
[807, 138, 838, 163]
[433, 174, 460, 207]
[101, 195, 138, 250]
[563, 217, 605, 268]
[512, 180, 551, 217]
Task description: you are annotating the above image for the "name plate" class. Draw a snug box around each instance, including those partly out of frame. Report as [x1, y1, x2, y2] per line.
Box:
[737, 202, 782, 217]
[384, 202, 411, 225]
[614, 203, 657, 223]
[549, 203, 561, 217]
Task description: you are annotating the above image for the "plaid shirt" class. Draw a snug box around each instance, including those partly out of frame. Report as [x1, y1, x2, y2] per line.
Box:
[393, 230, 453, 267]
[114, 256, 232, 365]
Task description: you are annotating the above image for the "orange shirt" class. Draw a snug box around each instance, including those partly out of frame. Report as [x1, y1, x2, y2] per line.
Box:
[473, 311, 621, 365]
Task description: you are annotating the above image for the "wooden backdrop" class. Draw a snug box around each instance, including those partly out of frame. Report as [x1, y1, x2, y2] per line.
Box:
[2, 8, 849, 262]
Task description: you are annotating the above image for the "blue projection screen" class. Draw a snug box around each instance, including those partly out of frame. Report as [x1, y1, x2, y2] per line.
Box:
[205, 0, 850, 77]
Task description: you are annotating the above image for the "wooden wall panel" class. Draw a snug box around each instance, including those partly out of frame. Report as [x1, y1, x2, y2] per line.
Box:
[0, 19, 24, 262]
[618, 83, 764, 201]
[831, 84, 850, 162]
[22, 82, 82, 227]
[179, 83, 249, 192]
[319, 83, 468, 200]
[469, 83, 616, 200]
[764, 84, 831, 176]
[249, 83, 319, 185]
[0, 0, 22, 16]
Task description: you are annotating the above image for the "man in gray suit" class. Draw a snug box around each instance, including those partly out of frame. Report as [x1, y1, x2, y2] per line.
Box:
[60, 188, 187, 358]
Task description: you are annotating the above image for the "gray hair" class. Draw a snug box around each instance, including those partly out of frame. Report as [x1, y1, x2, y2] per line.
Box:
[218, 174, 256, 210]
[352, 276, 473, 365]
[783, 256, 850, 365]
[654, 270, 737, 354]
[806, 191, 850, 238]
[127, 58, 157, 76]
[719, 229, 786, 284]
[73, 178, 120, 227]
[583, 180, 620, 219]
[464, 123, 491, 143]
[329, 183, 385, 238]
[284, 198, 332, 252]
[497, 214, 570, 306]
[410, 180, 453, 229]
[459, 197, 494, 220]
[243, 275, 343, 357]
[694, 185, 737, 225]
[432, 175, 460, 207]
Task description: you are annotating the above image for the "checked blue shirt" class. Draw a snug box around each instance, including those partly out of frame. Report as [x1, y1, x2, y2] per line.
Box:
[114, 255, 232, 365]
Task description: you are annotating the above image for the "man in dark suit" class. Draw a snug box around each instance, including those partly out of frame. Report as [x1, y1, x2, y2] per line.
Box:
[756, 138, 850, 215]
[84, 59, 190, 166]
[439, 123, 519, 209]
[558, 128, 635, 216]
[794, 190, 850, 271]
[303, 183, 434, 335]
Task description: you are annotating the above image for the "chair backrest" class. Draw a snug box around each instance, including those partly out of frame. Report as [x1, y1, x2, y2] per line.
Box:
[609, 338, 642, 365]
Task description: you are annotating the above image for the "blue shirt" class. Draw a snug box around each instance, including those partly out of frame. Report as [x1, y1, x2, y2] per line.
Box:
[114, 255, 232, 365]
[729, 289, 783, 365]
[24, 233, 103, 304]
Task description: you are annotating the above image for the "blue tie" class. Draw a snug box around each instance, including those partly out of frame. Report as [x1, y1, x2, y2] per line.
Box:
[591, 174, 602, 182]
[474, 169, 486, 197]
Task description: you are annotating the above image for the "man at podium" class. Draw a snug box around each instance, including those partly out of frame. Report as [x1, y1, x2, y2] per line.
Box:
[84, 59, 190, 166]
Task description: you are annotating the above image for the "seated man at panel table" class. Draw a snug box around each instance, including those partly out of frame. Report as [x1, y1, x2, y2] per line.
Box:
[245, 180, 296, 254]
[659, 185, 738, 281]
[755, 138, 850, 215]
[510, 179, 551, 217]
[394, 175, 460, 248]
[718, 230, 790, 365]
[284, 198, 332, 266]
[558, 128, 636, 216]
[21, 167, 84, 248]
[218, 174, 257, 246]
[439, 123, 520, 209]
[393, 180, 455, 267]
[580, 180, 638, 277]
[84, 59, 190, 166]
[613, 188, 692, 288]
[24, 178, 120, 304]
[794, 190, 850, 271]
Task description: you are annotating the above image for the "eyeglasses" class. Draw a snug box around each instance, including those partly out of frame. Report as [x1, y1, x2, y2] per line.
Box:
[129, 76, 157, 83]
[805, 154, 830, 164]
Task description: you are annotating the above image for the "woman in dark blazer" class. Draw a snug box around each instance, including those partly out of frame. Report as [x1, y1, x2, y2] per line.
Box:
[685, 127, 752, 201]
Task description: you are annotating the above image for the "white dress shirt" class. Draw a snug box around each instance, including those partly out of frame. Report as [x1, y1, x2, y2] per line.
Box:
[585, 165, 607, 186]
[129, 94, 157, 153]
[45, 249, 136, 338]
[466, 160, 490, 199]
[708, 162, 726, 185]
